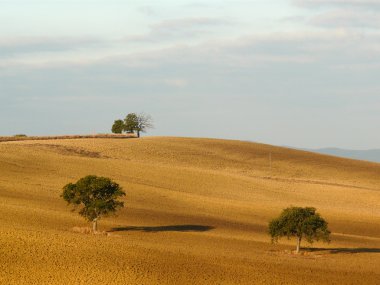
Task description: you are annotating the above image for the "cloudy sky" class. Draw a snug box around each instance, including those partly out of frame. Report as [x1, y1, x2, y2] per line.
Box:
[1, 0, 379, 149]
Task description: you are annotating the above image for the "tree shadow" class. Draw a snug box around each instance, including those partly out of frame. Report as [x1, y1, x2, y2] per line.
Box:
[109, 224, 214, 233]
[306, 247, 380, 254]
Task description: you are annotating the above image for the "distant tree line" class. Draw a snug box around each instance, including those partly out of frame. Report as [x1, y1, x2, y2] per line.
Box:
[112, 113, 153, 138]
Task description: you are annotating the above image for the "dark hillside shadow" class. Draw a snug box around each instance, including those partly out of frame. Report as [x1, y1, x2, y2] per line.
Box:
[109, 225, 214, 233]
[306, 247, 380, 254]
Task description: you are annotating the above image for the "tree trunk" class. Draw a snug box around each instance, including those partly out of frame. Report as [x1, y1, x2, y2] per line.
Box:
[92, 218, 98, 233]
[137, 130, 140, 138]
[296, 236, 301, 254]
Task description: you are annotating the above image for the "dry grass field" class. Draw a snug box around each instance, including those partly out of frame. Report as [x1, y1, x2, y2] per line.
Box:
[0, 136, 379, 284]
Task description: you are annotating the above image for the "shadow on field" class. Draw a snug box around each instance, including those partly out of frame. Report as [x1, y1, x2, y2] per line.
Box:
[109, 225, 214, 233]
[307, 247, 380, 254]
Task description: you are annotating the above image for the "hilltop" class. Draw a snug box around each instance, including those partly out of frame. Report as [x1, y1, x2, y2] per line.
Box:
[0, 137, 379, 284]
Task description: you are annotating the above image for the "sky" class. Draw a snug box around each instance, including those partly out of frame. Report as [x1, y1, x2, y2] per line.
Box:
[1, 0, 379, 149]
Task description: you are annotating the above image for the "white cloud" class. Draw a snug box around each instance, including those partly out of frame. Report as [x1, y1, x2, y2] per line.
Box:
[0, 37, 104, 58]
[2, 29, 380, 71]
[310, 9, 380, 28]
[122, 17, 234, 45]
[294, 0, 380, 8]
[292, 0, 380, 30]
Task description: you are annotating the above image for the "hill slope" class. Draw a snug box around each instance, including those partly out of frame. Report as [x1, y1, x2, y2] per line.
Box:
[0, 137, 379, 284]
[304, 147, 380, 163]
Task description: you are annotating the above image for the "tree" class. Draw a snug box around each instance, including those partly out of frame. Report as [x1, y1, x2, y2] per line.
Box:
[111, 119, 125, 134]
[135, 113, 153, 138]
[124, 112, 153, 138]
[61, 175, 125, 232]
[268, 206, 330, 254]
[124, 113, 139, 134]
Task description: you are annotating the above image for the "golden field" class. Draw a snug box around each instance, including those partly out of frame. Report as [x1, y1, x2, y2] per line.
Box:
[0, 137, 379, 284]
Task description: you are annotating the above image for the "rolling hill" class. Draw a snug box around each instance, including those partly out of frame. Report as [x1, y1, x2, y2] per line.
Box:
[0, 137, 379, 284]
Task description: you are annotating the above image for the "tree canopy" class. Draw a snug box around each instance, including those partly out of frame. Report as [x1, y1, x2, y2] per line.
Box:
[111, 119, 125, 134]
[124, 113, 139, 134]
[268, 206, 330, 253]
[61, 175, 125, 232]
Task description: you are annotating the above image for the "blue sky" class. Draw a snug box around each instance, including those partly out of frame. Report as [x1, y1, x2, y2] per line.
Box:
[1, 0, 379, 149]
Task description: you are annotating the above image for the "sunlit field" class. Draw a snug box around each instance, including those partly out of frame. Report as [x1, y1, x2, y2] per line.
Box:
[0, 137, 379, 284]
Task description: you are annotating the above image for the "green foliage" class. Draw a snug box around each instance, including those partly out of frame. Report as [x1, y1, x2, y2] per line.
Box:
[111, 119, 125, 134]
[61, 175, 125, 223]
[269, 206, 330, 249]
[124, 113, 139, 134]
[14, 134, 27, 137]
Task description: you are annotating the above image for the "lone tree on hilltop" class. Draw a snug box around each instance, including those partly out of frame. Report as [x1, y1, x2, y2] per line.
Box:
[268, 206, 330, 254]
[111, 119, 125, 134]
[61, 175, 125, 233]
[124, 112, 153, 138]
